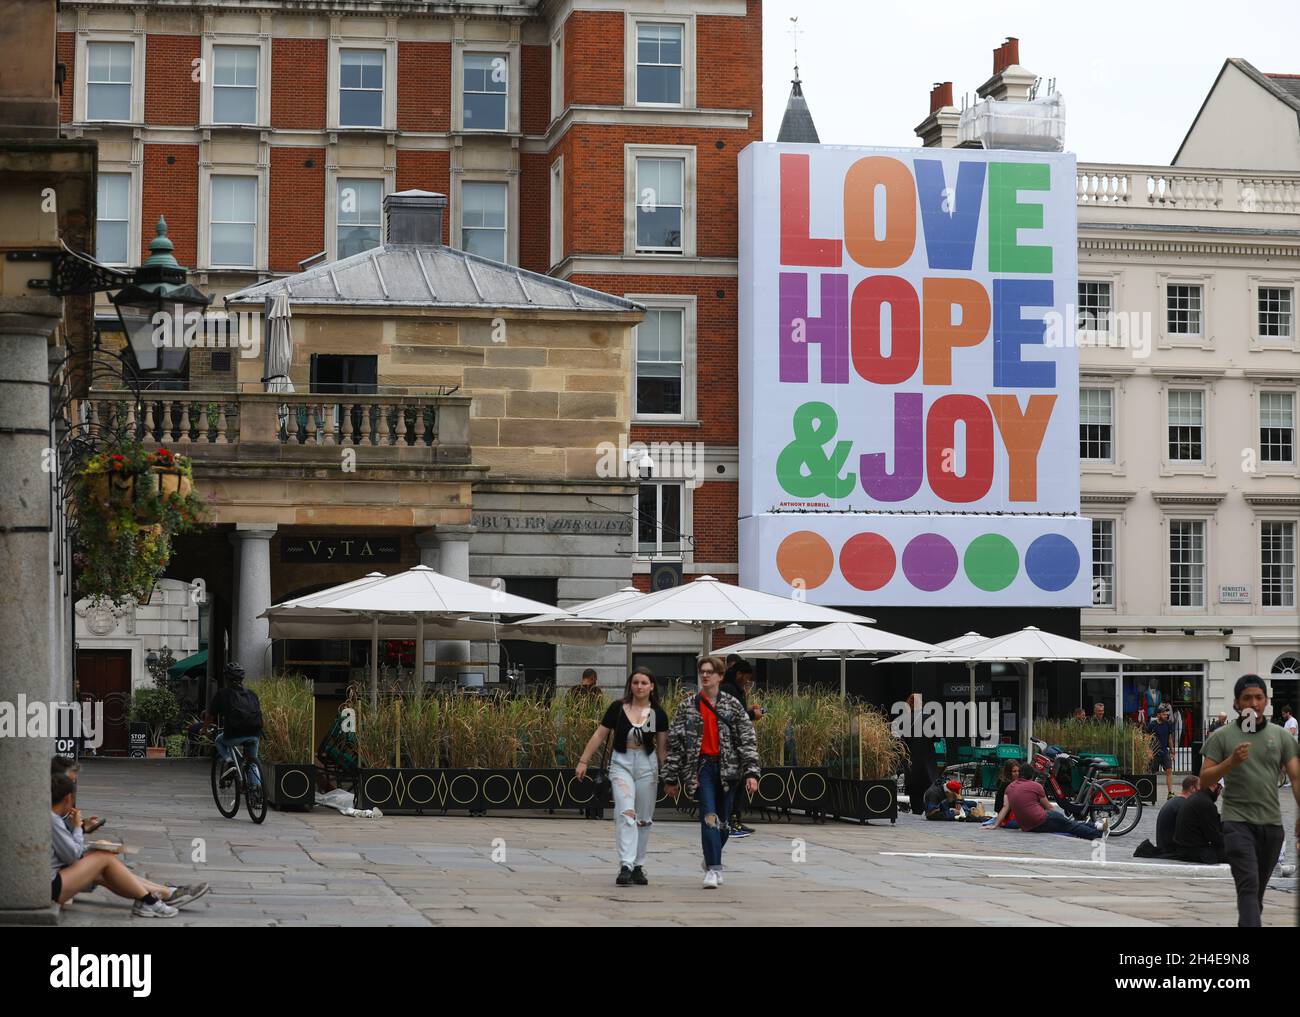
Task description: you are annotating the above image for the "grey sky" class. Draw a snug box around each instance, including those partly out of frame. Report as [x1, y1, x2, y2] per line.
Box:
[762, 0, 1300, 165]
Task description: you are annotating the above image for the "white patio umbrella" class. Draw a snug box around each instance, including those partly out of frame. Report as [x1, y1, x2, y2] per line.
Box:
[263, 292, 294, 392]
[581, 576, 869, 684]
[259, 565, 588, 705]
[727, 622, 933, 697]
[883, 632, 990, 746]
[520, 586, 655, 676]
[936, 626, 1136, 748]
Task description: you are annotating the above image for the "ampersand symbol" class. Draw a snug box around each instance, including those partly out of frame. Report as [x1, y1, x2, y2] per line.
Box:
[775, 402, 856, 499]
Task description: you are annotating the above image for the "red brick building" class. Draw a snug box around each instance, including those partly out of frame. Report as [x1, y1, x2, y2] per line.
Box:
[60, 0, 763, 679]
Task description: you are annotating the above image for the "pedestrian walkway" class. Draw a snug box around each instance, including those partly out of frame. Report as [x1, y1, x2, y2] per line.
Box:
[47, 759, 1295, 927]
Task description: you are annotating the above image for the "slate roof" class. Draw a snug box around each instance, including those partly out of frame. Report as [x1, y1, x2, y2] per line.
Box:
[776, 77, 821, 144]
[226, 244, 642, 314]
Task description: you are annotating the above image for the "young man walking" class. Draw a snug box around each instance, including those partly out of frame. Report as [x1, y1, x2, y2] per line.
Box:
[1147, 703, 1177, 799]
[1199, 675, 1300, 927]
[662, 656, 760, 888]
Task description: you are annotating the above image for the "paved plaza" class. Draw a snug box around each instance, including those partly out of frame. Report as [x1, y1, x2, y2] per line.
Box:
[47, 759, 1297, 927]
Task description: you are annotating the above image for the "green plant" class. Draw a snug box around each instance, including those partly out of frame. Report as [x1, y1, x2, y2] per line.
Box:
[1033, 718, 1154, 773]
[554, 691, 607, 768]
[400, 687, 444, 768]
[251, 673, 315, 765]
[130, 687, 179, 747]
[146, 647, 176, 690]
[791, 692, 842, 767]
[165, 733, 186, 757]
[354, 690, 401, 770]
[753, 690, 792, 767]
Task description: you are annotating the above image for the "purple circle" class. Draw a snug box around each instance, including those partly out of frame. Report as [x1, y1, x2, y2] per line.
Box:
[901, 533, 958, 592]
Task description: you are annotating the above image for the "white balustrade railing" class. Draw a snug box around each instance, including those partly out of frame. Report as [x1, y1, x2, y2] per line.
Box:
[1077, 164, 1300, 213]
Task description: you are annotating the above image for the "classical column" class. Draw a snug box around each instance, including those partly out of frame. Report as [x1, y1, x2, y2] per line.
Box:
[419, 525, 476, 682]
[0, 311, 58, 922]
[229, 526, 277, 680]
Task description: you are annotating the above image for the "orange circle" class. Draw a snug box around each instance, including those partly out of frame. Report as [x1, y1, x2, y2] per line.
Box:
[839, 532, 896, 591]
[775, 531, 834, 590]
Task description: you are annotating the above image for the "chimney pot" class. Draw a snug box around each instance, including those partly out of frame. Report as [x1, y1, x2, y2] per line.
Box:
[383, 189, 447, 246]
[994, 37, 1020, 75]
[929, 81, 954, 113]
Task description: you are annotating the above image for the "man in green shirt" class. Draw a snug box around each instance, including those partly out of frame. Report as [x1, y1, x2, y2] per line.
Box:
[1200, 675, 1300, 927]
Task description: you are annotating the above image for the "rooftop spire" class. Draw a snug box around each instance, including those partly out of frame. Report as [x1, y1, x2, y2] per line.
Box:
[777, 18, 820, 144]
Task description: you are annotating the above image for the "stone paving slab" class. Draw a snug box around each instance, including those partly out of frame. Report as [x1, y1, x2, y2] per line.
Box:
[39, 759, 1298, 927]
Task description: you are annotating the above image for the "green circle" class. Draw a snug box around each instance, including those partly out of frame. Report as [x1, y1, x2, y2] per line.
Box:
[963, 533, 1019, 592]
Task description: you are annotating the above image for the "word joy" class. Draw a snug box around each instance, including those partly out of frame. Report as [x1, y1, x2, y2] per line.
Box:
[889, 698, 999, 742]
[0, 697, 104, 750]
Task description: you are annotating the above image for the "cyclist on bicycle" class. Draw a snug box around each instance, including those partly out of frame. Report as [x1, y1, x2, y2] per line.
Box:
[206, 662, 263, 789]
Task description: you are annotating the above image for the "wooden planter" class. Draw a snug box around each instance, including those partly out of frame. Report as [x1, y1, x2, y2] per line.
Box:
[829, 778, 899, 824]
[145, 746, 166, 758]
[265, 763, 317, 811]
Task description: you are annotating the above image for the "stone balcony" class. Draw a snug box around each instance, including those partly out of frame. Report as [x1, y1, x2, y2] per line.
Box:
[1076, 162, 1300, 225]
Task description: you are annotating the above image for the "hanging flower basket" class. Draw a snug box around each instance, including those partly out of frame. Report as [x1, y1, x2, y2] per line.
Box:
[73, 441, 208, 606]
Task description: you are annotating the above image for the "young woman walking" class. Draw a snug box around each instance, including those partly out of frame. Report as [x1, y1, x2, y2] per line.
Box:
[575, 668, 668, 886]
[662, 656, 760, 888]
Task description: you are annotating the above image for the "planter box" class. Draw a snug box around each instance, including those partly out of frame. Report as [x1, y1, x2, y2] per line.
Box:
[144, 746, 166, 758]
[357, 768, 605, 814]
[829, 778, 899, 824]
[742, 767, 836, 816]
[265, 763, 316, 811]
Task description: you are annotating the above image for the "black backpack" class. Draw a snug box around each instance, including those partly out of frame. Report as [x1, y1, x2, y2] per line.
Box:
[224, 687, 263, 736]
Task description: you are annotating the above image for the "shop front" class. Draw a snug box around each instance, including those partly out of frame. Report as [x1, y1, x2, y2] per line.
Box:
[1081, 661, 1206, 771]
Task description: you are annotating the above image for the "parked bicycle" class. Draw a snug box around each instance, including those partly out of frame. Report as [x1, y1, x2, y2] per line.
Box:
[1027, 737, 1142, 836]
[210, 727, 267, 824]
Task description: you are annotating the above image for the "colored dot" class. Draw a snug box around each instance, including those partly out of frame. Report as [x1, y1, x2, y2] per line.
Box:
[775, 531, 833, 590]
[901, 533, 958, 592]
[840, 532, 896, 591]
[1025, 533, 1080, 592]
[964, 533, 1019, 592]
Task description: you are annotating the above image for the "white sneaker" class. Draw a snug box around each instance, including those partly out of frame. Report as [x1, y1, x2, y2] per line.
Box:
[1279, 864, 1296, 878]
[131, 898, 179, 918]
[700, 859, 724, 885]
[702, 869, 720, 889]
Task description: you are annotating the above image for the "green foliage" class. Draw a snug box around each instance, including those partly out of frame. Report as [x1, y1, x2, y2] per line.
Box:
[130, 687, 179, 747]
[250, 673, 315, 765]
[1033, 718, 1153, 773]
[147, 647, 176, 690]
[165, 733, 187, 757]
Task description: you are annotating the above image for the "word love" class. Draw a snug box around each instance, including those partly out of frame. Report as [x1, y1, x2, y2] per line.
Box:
[779, 153, 1056, 390]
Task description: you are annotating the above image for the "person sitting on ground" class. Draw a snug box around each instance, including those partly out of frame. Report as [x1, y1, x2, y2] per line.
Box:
[923, 778, 979, 821]
[51, 756, 101, 834]
[991, 761, 1021, 829]
[984, 767, 1104, 840]
[1136, 775, 1199, 857]
[1171, 778, 1227, 865]
[50, 774, 207, 916]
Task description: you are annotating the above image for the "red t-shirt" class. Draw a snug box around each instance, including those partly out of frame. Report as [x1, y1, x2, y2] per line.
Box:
[699, 696, 720, 756]
[1004, 778, 1050, 831]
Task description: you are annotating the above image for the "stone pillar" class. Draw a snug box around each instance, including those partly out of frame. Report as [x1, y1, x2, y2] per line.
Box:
[0, 312, 58, 923]
[422, 525, 476, 682]
[229, 526, 276, 680]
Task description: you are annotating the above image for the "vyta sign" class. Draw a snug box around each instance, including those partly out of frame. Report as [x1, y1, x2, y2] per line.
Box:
[738, 143, 1087, 606]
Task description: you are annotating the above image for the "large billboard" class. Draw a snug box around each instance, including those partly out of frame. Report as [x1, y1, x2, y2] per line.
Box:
[738, 142, 1084, 606]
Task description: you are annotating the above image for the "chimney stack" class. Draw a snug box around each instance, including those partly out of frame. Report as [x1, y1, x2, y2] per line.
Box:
[992, 37, 1020, 76]
[915, 80, 960, 148]
[978, 37, 1036, 102]
[384, 189, 447, 246]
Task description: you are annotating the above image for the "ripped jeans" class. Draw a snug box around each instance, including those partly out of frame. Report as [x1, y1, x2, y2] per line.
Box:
[697, 758, 736, 871]
[609, 748, 658, 868]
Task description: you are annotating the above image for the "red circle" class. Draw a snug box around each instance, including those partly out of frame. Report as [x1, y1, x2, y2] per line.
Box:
[839, 532, 896, 591]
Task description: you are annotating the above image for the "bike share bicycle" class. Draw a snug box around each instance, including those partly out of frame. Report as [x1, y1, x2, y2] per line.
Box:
[1026, 737, 1142, 836]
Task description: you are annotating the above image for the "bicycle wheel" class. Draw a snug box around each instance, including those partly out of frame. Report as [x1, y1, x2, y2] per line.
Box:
[1087, 779, 1142, 837]
[211, 750, 240, 818]
[244, 758, 267, 824]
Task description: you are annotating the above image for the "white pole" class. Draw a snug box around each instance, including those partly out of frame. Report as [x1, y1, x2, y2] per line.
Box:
[369, 615, 379, 709]
[415, 614, 424, 688]
[1025, 659, 1035, 749]
[839, 655, 846, 699]
[624, 624, 633, 678]
[792, 656, 799, 698]
[701, 623, 711, 657]
[969, 662, 977, 747]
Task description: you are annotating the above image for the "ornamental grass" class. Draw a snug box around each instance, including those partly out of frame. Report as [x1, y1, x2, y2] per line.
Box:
[250, 672, 315, 765]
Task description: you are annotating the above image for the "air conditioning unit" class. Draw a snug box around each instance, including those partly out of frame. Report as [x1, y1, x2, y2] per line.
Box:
[958, 91, 1065, 152]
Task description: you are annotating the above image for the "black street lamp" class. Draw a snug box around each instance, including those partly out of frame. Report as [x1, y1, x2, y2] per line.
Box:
[110, 218, 212, 377]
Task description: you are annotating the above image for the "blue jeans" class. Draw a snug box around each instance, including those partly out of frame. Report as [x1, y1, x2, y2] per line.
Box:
[216, 733, 262, 788]
[697, 759, 736, 871]
[1029, 810, 1101, 839]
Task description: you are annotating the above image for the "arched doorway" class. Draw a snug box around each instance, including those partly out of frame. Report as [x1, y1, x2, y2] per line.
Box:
[1271, 653, 1300, 717]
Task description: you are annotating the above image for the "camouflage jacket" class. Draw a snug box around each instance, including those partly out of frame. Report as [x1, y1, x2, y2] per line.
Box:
[662, 690, 761, 796]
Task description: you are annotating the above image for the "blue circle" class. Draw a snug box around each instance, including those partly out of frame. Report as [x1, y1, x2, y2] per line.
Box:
[1024, 533, 1080, 592]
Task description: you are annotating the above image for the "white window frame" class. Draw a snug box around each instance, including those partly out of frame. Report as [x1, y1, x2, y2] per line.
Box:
[1247, 275, 1300, 352]
[460, 51, 510, 133]
[1259, 518, 1297, 610]
[198, 167, 267, 272]
[1166, 516, 1208, 611]
[95, 170, 134, 267]
[624, 13, 695, 108]
[1257, 388, 1297, 468]
[1157, 274, 1214, 350]
[328, 39, 397, 131]
[549, 26, 564, 122]
[1090, 516, 1118, 610]
[625, 144, 695, 257]
[1076, 279, 1114, 340]
[76, 35, 145, 124]
[636, 480, 687, 561]
[333, 176, 386, 261]
[632, 22, 685, 108]
[1160, 384, 1215, 477]
[1079, 386, 1114, 464]
[455, 177, 513, 265]
[549, 157, 564, 269]
[627, 294, 696, 423]
[201, 36, 271, 128]
[451, 42, 520, 134]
